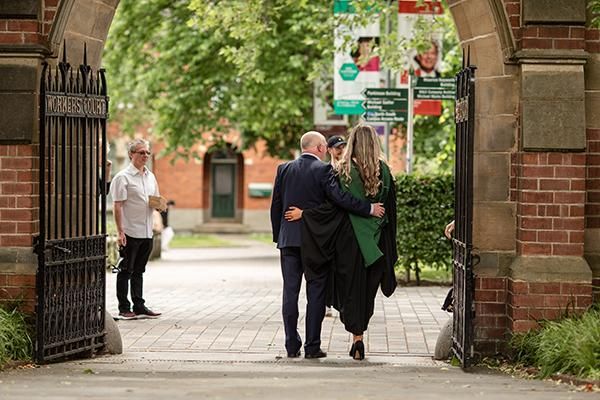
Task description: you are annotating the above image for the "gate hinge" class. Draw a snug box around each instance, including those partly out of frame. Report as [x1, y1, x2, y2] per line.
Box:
[33, 235, 43, 255]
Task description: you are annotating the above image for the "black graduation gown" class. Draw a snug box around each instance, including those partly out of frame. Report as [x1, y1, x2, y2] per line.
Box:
[301, 179, 398, 335]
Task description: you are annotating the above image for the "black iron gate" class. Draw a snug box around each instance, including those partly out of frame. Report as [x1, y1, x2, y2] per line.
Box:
[452, 52, 476, 368]
[34, 46, 108, 362]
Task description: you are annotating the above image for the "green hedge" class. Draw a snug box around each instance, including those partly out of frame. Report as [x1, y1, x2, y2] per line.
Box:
[395, 174, 454, 283]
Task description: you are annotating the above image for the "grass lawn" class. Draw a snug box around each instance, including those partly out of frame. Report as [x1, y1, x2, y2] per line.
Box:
[170, 233, 237, 248]
[396, 264, 452, 285]
[249, 232, 273, 244]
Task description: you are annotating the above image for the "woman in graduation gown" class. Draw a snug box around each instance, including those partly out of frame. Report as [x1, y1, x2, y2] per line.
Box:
[285, 124, 398, 360]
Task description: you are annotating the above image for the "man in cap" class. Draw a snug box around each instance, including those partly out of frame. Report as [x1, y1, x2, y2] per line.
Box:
[326, 135, 346, 168]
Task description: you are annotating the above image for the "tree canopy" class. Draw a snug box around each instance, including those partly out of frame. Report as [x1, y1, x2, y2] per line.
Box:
[104, 0, 458, 163]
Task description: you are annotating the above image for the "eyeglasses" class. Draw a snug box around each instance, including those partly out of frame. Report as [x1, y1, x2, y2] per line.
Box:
[133, 150, 152, 156]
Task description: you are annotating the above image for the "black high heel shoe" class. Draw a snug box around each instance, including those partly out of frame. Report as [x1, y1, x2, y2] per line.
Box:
[349, 342, 356, 357]
[352, 340, 365, 360]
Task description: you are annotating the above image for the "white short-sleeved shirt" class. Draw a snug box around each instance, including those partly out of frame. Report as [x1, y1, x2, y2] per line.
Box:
[110, 163, 160, 239]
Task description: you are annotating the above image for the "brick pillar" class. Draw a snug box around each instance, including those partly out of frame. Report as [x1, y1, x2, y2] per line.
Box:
[501, 0, 594, 334]
[508, 151, 593, 333]
[0, 144, 39, 313]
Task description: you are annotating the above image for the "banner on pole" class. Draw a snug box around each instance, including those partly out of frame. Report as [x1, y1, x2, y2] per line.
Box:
[333, 1, 383, 115]
[397, 1, 444, 116]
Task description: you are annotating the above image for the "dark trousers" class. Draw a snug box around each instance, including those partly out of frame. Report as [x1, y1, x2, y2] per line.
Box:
[117, 235, 153, 313]
[280, 247, 327, 355]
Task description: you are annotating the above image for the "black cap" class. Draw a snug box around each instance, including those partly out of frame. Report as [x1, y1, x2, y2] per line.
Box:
[327, 135, 347, 148]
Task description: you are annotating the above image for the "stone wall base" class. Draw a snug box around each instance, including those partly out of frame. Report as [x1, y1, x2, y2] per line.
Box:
[507, 256, 593, 332]
[0, 247, 37, 313]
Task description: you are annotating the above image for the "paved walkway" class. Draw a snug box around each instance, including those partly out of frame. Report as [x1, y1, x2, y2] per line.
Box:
[1, 239, 594, 399]
[106, 242, 450, 357]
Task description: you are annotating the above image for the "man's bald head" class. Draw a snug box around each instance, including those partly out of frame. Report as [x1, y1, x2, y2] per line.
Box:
[300, 131, 326, 151]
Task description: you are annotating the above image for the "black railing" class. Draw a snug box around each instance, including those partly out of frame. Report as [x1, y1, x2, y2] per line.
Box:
[34, 43, 108, 362]
[452, 49, 476, 369]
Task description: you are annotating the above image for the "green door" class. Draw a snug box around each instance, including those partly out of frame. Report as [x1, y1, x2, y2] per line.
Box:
[211, 163, 235, 218]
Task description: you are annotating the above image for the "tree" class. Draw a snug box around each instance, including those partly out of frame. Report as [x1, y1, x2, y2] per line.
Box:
[104, 0, 333, 158]
[104, 0, 457, 158]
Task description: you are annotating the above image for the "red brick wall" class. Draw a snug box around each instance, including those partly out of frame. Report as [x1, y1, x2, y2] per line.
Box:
[474, 277, 508, 355]
[519, 26, 586, 51]
[0, 145, 39, 247]
[243, 140, 282, 210]
[511, 152, 586, 257]
[587, 129, 600, 229]
[503, 0, 520, 38]
[0, 0, 61, 45]
[0, 144, 38, 313]
[593, 278, 600, 303]
[503, 0, 598, 52]
[154, 154, 204, 209]
[587, 27, 600, 53]
[0, 273, 36, 313]
[508, 279, 593, 333]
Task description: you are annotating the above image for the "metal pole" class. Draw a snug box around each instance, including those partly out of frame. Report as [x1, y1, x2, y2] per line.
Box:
[406, 73, 414, 174]
[384, 0, 392, 160]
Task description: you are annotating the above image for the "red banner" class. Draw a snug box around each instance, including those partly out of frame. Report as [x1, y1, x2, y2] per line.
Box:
[399, 1, 443, 15]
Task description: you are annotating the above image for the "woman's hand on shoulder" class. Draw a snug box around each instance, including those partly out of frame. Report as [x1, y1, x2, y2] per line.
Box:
[284, 206, 303, 221]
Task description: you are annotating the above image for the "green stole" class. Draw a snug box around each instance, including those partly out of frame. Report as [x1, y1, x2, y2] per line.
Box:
[340, 161, 391, 267]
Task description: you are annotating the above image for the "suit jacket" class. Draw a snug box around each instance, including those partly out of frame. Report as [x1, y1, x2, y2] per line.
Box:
[270, 154, 371, 249]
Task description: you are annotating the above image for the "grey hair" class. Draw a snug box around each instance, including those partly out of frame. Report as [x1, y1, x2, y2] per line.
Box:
[127, 138, 150, 153]
[300, 131, 325, 150]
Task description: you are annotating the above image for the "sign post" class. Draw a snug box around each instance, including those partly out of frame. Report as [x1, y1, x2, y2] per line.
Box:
[406, 74, 414, 174]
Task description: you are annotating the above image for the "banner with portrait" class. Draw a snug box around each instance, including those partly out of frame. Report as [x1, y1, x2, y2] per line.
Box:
[397, 1, 444, 116]
[333, 2, 383, 115]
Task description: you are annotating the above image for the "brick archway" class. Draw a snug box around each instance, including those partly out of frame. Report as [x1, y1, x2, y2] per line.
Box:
[0, 0, 598, 357]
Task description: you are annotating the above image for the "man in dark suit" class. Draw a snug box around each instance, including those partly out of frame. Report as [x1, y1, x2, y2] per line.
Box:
[270, 131, 385, 359]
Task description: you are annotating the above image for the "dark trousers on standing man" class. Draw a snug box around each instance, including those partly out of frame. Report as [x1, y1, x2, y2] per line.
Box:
[117, 235, 153, 313]
[280, 247, 327, 355]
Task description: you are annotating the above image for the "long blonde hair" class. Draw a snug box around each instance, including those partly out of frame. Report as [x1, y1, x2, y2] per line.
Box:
[337, 124, 386, 197]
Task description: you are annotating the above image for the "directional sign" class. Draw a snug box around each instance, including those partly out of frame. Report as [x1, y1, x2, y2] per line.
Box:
[414, 77, 456, 100]
[362, 88, 409, 122]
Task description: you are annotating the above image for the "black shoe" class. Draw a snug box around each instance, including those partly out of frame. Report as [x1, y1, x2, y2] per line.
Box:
[287, 350, 301, 358]
[349, 342, 356, 357]
[352, 340, 365, 361]
[304, 349, 327, 359]
[134, 307, 162, 318]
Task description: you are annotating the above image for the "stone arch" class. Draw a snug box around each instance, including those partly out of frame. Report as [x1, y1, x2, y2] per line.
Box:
[49, 0, 119, 68]
[448, 0, 519, 262]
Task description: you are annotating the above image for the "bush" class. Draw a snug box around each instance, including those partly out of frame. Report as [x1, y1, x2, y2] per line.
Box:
[106, 220, 119, 269]
[510, 309, 600, 380]
[0, 305, 33, 366]
[395, 173, 454, 284]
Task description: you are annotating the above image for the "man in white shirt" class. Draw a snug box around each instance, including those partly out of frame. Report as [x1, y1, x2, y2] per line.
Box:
[110, 139, 162, 319]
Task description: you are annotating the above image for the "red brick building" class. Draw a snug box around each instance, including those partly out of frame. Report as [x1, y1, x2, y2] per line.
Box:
[107, 125, 406, 232]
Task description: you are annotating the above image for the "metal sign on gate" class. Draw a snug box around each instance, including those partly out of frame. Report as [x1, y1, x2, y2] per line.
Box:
[33, 44, 109, 362]
[452, 49, 476, 369]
